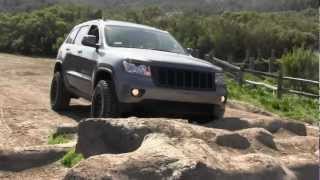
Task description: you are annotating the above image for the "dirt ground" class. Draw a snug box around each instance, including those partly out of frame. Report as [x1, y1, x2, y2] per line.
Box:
[0, 53, 87, 150]
[0, 53, 318, 179]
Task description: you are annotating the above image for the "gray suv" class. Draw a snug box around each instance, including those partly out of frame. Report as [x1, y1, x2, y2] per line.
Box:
[50, 20, 227, 121]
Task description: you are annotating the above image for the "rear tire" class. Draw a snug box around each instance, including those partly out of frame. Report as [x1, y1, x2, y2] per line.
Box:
[50, 72, 71, 111]
[91, 80, 121, 118]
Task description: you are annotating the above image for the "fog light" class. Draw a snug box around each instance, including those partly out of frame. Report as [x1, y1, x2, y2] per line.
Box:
[131, 89, 140, 97]
[220, 96, 226, 103]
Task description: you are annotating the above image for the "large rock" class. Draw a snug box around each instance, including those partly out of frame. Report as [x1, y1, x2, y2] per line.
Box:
[65, 118, 319, 180]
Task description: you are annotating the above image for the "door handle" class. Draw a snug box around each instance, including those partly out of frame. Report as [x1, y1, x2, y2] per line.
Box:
[78, 50, 82, 54]
[66, 48, 70, 51]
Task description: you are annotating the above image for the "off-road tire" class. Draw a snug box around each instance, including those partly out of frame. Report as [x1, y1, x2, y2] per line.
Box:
[50, 72, 71, 111]
[91, 80, 121, 118]
[192, 104, 225, 124]
[212, 104, 225, 121]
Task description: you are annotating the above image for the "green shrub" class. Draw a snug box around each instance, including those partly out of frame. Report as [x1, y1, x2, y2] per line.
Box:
[281, 47, 319, 93]
[48, 133, 73, 145]
[281, 47, 318, 81]
[61, 148, 84, 168]
[0, 5, 317, 59]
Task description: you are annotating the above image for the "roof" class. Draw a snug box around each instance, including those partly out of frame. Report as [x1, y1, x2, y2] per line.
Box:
[104, 20, 167, 33]
[73, 19, 167, 33]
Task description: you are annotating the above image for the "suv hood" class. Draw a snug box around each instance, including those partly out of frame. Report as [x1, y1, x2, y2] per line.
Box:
[110, 48, 222, 72]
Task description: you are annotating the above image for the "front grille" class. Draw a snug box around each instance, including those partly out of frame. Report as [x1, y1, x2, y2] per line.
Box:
[151, 67, 215, 90]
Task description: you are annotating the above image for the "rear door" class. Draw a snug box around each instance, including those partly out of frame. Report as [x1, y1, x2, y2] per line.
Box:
[61, 27, 80, 88]
[63, 25, 91, 97]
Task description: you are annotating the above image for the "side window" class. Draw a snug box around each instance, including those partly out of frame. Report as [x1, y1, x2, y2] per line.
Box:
[66, 28, 79, 44]
[88, 25, 99, 43]
[74, 26, 90, 46]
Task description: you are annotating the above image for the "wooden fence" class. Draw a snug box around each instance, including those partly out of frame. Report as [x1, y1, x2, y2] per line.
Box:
[205, 55, 320, 99]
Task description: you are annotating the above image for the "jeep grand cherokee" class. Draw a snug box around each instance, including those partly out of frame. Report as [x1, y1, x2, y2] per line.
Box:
[50, 20, 227, 121]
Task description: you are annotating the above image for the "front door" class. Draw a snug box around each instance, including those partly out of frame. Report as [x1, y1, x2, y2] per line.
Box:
[65, 25, 100, 98]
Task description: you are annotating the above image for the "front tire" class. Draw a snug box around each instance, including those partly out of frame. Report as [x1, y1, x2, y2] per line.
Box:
[91, 80, 120, 118]
[50, 72, 71, 111]
[212, 104, 225, 121]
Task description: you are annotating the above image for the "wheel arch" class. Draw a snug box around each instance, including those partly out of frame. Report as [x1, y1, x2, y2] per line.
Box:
[53, 61, 62, 73]
[93, 68, 114, 89]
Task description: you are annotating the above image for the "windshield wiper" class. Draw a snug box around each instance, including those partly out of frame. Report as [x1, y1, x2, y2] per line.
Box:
[147, 48, 183, 55]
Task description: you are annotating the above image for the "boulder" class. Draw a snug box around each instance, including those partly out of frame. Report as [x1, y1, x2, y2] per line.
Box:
[65, 118, 318, 180]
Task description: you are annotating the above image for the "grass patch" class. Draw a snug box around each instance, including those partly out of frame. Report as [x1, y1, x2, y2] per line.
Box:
[227, 78, 319, 124]
[61, 148, 84, 168]
[48, 133, 73, 145]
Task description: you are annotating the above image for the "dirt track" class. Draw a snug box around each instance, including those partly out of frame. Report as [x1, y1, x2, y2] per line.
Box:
[0, 53, 318, 179]
[0, 53, 84, 179]
[0, 53, 88, 149]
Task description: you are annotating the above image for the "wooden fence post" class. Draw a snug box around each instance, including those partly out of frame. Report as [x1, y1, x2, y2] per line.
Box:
[205, 50, 215, 64]
[204, 53, 211, 62]
[227, 54, 233, 63]
[209, 50, 215, 61]
[283, 48, 288, 57]
[237, 66, 244, 86]
[277, 65, 283, 99]
[249, 57, 255, 70]
[257, 49, 262, 60]
[245, 49, 250, 65]
[194, 49, 200, 58]
[269, 49, 275, 73]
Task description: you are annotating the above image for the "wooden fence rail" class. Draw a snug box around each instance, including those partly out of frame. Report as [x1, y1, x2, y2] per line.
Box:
[243, 69, 278, 78]
[282, 76, 319, 85]
[207, 56, 319, 99]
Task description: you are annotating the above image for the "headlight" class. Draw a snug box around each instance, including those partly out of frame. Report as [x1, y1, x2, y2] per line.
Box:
[215, 72, 224, 84]
[123, 60, 151, 77]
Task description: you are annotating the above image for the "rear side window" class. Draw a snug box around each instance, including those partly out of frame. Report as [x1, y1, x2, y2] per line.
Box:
[66, 28, 79, 44]
[74, 26, 90, 45]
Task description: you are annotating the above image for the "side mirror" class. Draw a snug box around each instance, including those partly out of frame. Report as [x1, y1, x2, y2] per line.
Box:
[82, 35, 99, 49]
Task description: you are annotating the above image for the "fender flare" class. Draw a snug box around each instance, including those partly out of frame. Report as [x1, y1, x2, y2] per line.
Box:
[53, 60, 63, 73]
[92, 67, 114, 90]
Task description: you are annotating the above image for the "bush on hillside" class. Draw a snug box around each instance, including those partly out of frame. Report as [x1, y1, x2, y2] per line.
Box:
[0, 5, 318, 62]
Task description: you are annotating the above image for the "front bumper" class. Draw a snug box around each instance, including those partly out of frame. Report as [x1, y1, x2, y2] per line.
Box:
[114, 73, 227, 106]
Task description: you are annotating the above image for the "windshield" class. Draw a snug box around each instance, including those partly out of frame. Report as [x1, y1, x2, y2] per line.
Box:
[105, 25, 186, 54]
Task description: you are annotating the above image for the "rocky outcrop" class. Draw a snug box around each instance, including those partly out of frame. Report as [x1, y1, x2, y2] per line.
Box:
[65, 118, 319, 180]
